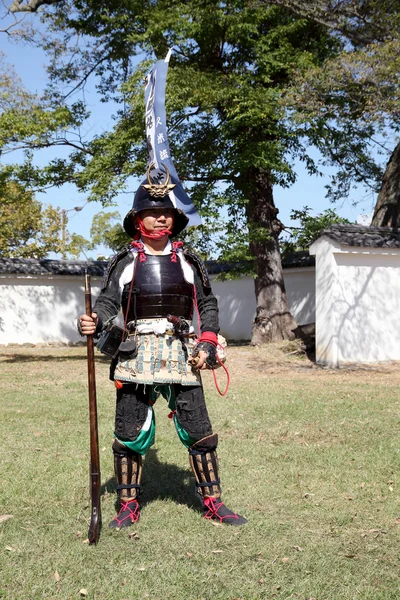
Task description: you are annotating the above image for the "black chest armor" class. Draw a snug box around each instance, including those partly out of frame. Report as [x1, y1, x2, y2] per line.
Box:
[122, 255, 194, 321]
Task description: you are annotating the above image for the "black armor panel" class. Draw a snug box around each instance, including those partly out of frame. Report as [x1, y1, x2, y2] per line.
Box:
[183, 249, 211, 289]
[122, 255, 194, 321]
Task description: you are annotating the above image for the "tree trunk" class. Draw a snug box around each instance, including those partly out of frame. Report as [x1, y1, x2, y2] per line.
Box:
[371, 140, 400, 227]
[238, 166, 299, 344]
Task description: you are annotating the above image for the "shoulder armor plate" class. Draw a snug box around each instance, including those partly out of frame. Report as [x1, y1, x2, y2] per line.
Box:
[183, 248, 211, 289]
[101, 247, 132, 290]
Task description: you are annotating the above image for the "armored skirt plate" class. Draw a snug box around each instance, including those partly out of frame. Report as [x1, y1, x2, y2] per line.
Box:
[113, 331, 201, 386]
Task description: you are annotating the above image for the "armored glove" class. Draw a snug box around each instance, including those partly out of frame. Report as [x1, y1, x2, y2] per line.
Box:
[192, 340, 218, 368]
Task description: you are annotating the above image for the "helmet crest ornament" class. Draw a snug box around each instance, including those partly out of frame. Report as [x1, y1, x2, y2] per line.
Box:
[123, 52, 201, 239]
[141, 162, 176, 198]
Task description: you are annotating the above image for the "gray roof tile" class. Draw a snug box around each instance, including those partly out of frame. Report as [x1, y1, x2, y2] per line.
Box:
[0, 257, 108, 276]
[319, 224, 400, 248]
[0, 251, 315, 277]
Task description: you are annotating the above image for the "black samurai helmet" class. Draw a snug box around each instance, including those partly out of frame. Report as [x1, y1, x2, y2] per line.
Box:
[123, 163, 189, 239]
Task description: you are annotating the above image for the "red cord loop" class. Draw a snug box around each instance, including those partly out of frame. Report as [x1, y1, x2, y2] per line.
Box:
[113, 500, 140, 527]
[211, 351, 230, 396]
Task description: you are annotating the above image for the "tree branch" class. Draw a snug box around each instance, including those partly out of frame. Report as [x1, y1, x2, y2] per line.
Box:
[1, 138, 94, 155]
[0, 12, 26, 33]
[61, 55, 110, 102]
[260, 0, 391, 44]
[182, 174, 233, 182]
[9, 0, 60, 13]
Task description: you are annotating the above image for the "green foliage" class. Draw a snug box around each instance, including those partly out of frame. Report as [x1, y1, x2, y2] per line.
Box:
[278, 1, 400, 204]
[1, 0, 399, 268]
[281, 206, 351, 255]
[0, 179, 91, 258]
[67, 233, 93, 258]
[0, 52, 32, 112]
[267, 0, 400, 45]
[0, 1, 345, 259]
[90, 210, 131, 253]
[0, 181, 61, 258]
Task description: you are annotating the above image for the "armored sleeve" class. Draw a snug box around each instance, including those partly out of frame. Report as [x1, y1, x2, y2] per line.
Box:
[185, 250, 220, 335]
[94, 250, 133, 333]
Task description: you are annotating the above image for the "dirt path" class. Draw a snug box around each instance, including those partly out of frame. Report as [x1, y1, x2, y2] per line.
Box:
[2, 341, 400, 387]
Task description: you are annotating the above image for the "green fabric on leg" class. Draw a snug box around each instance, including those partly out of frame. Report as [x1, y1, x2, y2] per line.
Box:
[155, 384, 197, 448]
[115, 405, 156, 456]
[173, 414, 197, 449]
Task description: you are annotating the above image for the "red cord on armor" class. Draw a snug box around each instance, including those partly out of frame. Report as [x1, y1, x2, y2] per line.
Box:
[172, 241, 183, 251]
[203, 497, 240, 523]
[167, 410, 176, 419]
[131, 240, 147, 262]
[171, 240, 183, 263]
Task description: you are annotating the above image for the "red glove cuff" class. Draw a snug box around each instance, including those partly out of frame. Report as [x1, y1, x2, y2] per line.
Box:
[197, 332, 218, 347]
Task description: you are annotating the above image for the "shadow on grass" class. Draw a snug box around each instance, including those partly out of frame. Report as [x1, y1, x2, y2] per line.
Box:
[101, 448, 200, 514]
[0, 352, 110, 364]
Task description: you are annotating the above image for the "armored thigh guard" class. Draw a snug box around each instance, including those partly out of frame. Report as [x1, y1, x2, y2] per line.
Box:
[114, 384, 155, 453]
[174, 384, 213, 443]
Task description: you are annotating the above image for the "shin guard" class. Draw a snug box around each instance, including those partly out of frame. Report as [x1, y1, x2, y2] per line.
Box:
[188, 434, 221, 499]
[188, 434, 248, 526]
[112, 438, 142, 503]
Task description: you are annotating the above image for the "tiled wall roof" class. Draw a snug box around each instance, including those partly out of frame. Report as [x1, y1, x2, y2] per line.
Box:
[0, 257, 108, 277]
[318, 224, 400, 248]
[0, 251, 315, 277]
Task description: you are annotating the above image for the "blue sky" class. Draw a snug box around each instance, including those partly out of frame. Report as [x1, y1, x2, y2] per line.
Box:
[0, 15, 381, 259]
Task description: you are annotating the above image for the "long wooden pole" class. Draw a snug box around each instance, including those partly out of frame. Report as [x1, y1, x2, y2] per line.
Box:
[85, 272, 101, 544]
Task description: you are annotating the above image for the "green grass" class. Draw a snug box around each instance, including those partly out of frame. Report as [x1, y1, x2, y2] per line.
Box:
[1, 346, 399, 600]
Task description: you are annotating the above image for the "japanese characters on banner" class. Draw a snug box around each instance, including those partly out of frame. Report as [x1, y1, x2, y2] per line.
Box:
[144, 51, 202, 227]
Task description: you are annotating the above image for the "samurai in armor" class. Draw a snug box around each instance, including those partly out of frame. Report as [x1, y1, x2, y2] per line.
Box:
[78, 165, 247, 529]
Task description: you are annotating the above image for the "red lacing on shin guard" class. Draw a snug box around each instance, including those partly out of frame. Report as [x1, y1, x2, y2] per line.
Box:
[203, 497, 240, 523]
[113, 500, 140, 527]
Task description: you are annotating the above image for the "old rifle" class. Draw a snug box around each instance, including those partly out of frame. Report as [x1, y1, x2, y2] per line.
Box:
[85, 272, 102, 544]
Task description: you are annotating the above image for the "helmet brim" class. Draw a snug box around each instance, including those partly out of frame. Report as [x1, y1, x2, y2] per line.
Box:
[123, 206, 189, 239]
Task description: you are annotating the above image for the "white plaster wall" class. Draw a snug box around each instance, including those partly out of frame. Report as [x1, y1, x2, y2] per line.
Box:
[0, 275, 102, 345]
[310, 237, 400, 366]
[309, 237, 340, 365]
[335, 251, 400, 364]
[211, 275, 256, 340]
[211, 268, 315, 340]
[0, 268, 315, 344]
[282, 268, 315, 326]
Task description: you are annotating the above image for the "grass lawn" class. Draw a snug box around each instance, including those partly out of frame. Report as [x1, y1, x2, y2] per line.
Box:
[0, 344, 399, 600]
